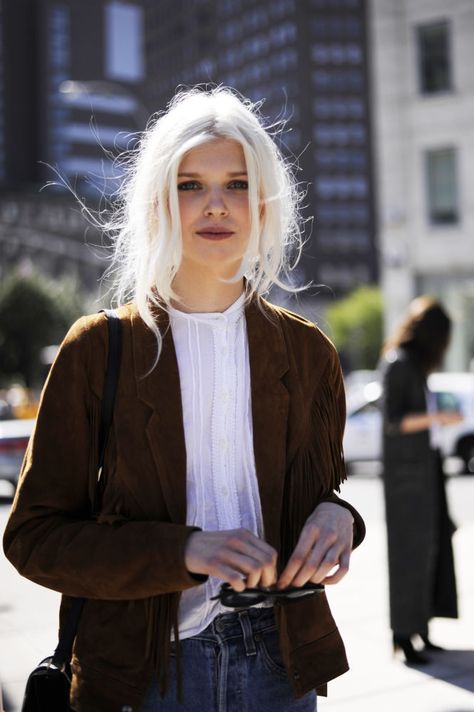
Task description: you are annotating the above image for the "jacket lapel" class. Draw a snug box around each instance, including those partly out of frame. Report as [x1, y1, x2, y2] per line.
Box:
[245, 299, 289, 550]
[132, 307, 187, 524]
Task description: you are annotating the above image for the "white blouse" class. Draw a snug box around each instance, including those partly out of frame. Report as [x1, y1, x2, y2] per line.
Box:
[169, 291, 266, 639]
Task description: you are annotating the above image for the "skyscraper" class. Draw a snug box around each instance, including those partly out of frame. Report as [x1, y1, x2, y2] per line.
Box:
[0, 0, 148, 287]
[0, 0, 148, 195]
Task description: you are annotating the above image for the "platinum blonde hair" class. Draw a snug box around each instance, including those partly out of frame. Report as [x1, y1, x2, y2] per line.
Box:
[105, 86, 305, 359]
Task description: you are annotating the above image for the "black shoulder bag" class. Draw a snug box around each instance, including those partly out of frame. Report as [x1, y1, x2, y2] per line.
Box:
[21, 309, 123, 712]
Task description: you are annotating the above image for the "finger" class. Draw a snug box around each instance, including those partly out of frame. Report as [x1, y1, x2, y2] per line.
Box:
[259, 558, 278, 588]
[318, 549, 350, 585]
[277, 525, 320, 589]
[225, 531, 277, 587]
[239, 532, 278, 563]
[228, 530, 277, 563]
[219, 566, 247, 592]
[291, 544, 342, 587]
[213, 547, 275, 590]
[246, 553, 277, 589]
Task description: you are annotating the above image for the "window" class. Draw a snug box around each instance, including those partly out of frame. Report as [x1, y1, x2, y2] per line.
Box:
[313, 97, 364, 119]
[315, 148, 366, 170]
[313, 123, 365, 146]
[311, 43, 362, 65]
[105, 2, 145, 81]
[417, 21, 451, 94]
[315, 175, 368, 200]
[312, 68, 363, 91]
[425, 148, 459, 225]
[311, 16, 361, 38]
[48, 6, 71, 164]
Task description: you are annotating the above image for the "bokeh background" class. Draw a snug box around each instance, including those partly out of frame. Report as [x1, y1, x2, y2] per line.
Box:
[1, 0, 473, 398]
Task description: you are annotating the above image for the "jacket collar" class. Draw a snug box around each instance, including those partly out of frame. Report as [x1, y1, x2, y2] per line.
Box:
[130, 295, 290, 549]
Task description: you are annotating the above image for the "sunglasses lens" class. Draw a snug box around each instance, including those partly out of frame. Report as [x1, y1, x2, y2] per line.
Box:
[283, 589, 315, 599]
[221, 592, 267, 608]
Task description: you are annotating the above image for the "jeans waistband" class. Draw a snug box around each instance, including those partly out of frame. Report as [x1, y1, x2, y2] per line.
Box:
[181, 606, 276, 656]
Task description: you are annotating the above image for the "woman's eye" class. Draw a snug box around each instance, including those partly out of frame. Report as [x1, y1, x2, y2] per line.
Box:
[229, 180, 248, 190]
[178, 181, 200, 191]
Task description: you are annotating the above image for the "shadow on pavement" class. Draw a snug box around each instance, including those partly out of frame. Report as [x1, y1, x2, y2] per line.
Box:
[413, 649, 474, 694]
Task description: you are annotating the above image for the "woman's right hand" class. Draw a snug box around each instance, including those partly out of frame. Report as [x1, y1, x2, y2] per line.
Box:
[184, 529, 278, 591]
[436, 410, 464, 426]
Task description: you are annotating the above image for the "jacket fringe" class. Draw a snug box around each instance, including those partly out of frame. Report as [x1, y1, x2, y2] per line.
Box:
[280, 378, 347, 565]
[145, 592, 181, 699]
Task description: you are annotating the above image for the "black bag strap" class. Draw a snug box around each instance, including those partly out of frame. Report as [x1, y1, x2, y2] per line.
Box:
[52, 309, 122, 670]
[95, 308, 123, 514]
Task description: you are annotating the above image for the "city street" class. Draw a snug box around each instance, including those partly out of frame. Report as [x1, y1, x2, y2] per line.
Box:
[0, 475, 473, 712]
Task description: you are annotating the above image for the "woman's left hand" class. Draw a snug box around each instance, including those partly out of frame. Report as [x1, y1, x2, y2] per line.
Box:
[277, 502, 354, 589]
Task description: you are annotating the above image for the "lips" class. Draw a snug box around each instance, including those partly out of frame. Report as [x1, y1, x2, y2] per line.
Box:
[196, 227, 234, 240]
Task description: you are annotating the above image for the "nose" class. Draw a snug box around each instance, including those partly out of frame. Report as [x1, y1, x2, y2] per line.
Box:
[204, 188, 229, 217]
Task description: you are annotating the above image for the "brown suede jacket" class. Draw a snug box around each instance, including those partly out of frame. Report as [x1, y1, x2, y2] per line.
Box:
[3, 297, 365, 712]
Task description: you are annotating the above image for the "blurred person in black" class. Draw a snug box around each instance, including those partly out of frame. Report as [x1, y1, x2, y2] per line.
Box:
[380, 297, 462, 664]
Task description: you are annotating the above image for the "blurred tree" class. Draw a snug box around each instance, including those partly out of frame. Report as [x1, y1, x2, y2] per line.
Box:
[0, 270, 85, 387]
[326, 286, 383, 371]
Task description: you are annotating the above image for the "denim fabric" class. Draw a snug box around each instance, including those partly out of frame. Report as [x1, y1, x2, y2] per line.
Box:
[141, 607, 317, 712]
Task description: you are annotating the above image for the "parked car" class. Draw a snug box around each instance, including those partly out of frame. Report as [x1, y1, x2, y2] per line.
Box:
[0, 418, 35, 488]
[344, 372, 474, 474]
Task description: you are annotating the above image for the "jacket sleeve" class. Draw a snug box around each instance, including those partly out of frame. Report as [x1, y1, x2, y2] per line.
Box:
[2, 315, 206, 600]
[317, 348, 365, 549]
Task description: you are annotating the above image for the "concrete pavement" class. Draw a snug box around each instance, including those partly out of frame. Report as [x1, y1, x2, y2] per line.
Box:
[0, 475, 473, 712]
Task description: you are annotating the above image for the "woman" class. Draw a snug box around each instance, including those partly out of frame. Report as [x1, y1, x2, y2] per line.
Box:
[3, 87, 365, 712]
[381, 296, 461, 665]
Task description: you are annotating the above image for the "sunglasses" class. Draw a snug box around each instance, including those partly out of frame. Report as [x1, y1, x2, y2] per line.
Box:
[211, 582, 324, 609]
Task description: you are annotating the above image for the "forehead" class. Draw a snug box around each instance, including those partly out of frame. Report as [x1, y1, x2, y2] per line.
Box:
[179, 138, 246, 173]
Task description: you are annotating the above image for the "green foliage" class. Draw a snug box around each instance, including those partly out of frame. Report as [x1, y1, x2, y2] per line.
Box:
[326, 286, 383, 371]
[0, 270, 85, 387]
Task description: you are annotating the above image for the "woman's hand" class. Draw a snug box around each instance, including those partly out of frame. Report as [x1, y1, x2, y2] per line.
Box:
[277, 502, 354, 589]
[185, 529, 278, 592]
[436, 410, 464, 426]
[400, 410, 464, 433]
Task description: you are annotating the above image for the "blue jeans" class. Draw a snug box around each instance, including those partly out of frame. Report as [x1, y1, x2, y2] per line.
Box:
[141, 607, 317, 712]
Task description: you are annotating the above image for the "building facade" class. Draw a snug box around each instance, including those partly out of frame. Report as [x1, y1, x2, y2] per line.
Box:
[0, 0, 148, 289]
[371, 0, 474, 369]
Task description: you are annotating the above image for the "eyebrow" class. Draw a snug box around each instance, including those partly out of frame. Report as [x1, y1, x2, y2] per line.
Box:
[177, 171, 248, 177]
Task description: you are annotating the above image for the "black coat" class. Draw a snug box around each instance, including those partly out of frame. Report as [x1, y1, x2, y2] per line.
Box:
[381, 348, 458, 636]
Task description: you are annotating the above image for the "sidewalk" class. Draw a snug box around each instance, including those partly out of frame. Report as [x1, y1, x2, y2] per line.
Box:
[1, 476, 473, 712]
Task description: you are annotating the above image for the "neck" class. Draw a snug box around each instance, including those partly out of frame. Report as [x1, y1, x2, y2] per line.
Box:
[171, 267, 245, 313]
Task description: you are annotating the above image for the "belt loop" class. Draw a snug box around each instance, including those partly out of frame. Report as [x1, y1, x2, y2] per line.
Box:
[239, 611, 257, 657]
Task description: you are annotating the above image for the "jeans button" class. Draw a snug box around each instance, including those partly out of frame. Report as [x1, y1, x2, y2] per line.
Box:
[215, 619, 225, 633]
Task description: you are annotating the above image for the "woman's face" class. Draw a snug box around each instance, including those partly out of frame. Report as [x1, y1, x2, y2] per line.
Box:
[176, 137, 252, 279]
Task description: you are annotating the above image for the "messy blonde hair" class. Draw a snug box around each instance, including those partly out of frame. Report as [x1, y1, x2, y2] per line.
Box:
[105, 85, 305, 358]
